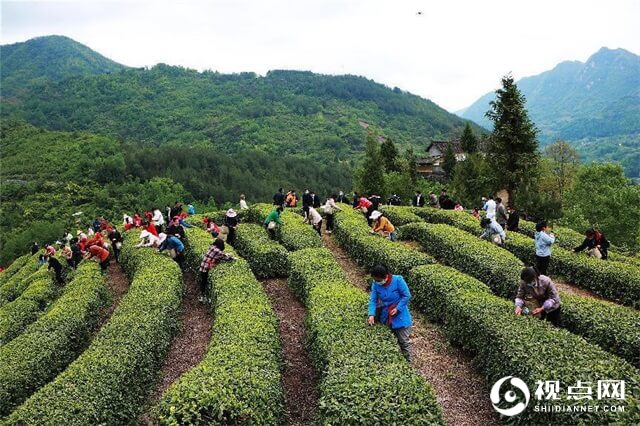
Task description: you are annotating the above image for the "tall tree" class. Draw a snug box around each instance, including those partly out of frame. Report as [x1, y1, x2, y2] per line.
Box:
[485, 74, 540, 204]
[442, 142, 457, 179]
[544, 140, 580, 204]
[460, 122, 478, 153]
[355, 132, 385, 196]
[380, 137, 400, 172]
[451, 153, 496, 207]
[403, 146, 418, 185]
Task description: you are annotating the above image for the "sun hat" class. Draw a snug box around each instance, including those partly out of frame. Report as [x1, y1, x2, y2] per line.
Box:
[226, 208, 237, 218]
[139, 230, 151, 240]
[369, 210, 383, 221]
[158, 233, 167, 245]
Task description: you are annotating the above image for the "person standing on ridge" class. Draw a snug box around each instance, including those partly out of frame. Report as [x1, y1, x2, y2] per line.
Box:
[534, 221, 555, 275]
[273, 188, 285, 209]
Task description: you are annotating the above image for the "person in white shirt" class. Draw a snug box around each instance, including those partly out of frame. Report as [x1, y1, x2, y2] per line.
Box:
[152, 208, 165, 233]
[323, 194, 342, 234]
[135, 230, 161, 248]
[308, 207, 323, 236]
[483, 196, 497, 219]
[239, 194, 249, 210]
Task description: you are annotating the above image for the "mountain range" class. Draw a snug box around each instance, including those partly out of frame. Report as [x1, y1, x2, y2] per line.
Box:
[460, 47, 640, 176]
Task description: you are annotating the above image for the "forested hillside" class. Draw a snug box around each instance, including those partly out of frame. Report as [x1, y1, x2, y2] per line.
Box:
[461, 47, 640, 177]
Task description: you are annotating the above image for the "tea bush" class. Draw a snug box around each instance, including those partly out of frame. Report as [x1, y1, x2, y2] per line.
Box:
[234, 224, 290, 278]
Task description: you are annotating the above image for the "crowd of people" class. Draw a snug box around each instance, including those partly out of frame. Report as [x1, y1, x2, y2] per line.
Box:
[11, 187, 615, 358]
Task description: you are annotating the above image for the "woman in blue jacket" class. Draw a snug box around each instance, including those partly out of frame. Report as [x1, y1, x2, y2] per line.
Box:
[367, 264, 413, 362]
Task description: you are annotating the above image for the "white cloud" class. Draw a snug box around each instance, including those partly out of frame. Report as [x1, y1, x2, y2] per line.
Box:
[2, 0, 639, 111]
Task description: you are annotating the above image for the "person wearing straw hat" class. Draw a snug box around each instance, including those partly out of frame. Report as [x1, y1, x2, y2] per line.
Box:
[135, 230, 160, 248]
[225, 208, 239, 245]
[370, 211, 397, 241]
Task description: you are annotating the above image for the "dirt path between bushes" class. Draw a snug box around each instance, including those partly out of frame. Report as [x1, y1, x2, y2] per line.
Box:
[94, 260, 131, 333]
[261, 278, 318, 426]
[321, 233, 500, 426]
[140, 270, 212, 424]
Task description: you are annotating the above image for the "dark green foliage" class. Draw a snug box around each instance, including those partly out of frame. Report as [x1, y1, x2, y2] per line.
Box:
[244, 204, 322, 251]
[406, 265, 640, 425]
[379, 137, 400, 172]
[0, 35, 126, 96]
[450, 153, 496, 207]
[354, 133, 385, 196]
[441, 142, 457, 179]
[0, 262, 108, 415]
[6, 231, 182, 425]
[400, 222, 522, 298]
[0, 269, 57, 345]
[233, 224, 290, 278]
[288, 248, 444, 425]
[485, 74, 540, 203]
[0, 255, 30, 286]
[155, 227, 284, 425]
[460, 122, 478, 153]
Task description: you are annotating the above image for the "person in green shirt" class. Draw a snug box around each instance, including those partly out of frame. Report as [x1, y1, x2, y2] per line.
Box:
[264, 206, 283, 239]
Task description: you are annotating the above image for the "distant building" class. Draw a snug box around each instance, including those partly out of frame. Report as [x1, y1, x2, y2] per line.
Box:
[416, 139, 466, 176]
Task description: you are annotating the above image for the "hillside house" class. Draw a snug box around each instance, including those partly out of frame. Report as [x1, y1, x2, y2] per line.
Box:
[416, 139, 466, 176]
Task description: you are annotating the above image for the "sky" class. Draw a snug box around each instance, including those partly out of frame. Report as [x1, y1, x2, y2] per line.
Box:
[2, 0, 639, 112]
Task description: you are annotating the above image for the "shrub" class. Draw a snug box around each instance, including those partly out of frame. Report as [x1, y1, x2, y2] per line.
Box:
[155, 227, 284, 425]
[411, 206, 482, 235]
[379, 206, 423, 226]
[400, 222, 522, 298]
[333, 208, 435, 276]
[288, 248, 444, 425]
[0, 254, 31, 286]
[406, 265, 640, 425]
[7, 231, 182, 425]
[503, 232, 640, 307]
[405, 222, 640, 366]
[0, 269, 57, 345]
[0, 253, 42, 307]
[0, 262, 108, 415]
[244, 204, 322, 251]
[234, 224, 290, 278]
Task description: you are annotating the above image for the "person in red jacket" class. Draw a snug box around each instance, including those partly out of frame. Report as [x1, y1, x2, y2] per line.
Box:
[354, 195, 373, 224]
[144, 221, 159, 237]
[85, 244, 110, 273]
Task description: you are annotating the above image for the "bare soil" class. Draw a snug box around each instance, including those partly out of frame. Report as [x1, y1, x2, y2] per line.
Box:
[321, 233, 500, 426]
[552, 276, 606, 301]
[140, 270, 213, 424]
[261, 278, 318, 426]
[95, 260, 131, 333]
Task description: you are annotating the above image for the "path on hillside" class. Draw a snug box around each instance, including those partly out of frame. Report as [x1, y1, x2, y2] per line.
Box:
[553, 277, 606, 300]
[94, 260, 131, 334]
[261, 278, 318, 426]
[140, 270, 212, 424]
[321, 234, 500, 426]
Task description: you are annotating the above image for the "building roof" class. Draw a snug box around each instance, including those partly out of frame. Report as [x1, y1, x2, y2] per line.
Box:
[426, 139, 464, 155]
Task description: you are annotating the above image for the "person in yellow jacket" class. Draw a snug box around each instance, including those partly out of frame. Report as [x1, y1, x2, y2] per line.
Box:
[370, 211, 397, 241]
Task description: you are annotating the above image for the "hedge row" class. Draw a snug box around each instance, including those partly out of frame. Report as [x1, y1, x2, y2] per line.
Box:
[378, 206, 423, 226]
[6, 231, 182, 425]
[244, 204, 322, 251]
[399, 222, 522, 298]
[233, 223, 290, 278]
[0, 253, 42, 307]
[288, 248, 444, 424]
[401, 222, 640, 366]
[0, 254, 31, 286]
[155, 227, 284, 425]
[406, 265, 640, 425]
[411, 206, 482, 236]
[333, 208, 435, 276]
[0, 262, 109, 416]
[0, 269, 58, 346]
[502, 231, 640, 307]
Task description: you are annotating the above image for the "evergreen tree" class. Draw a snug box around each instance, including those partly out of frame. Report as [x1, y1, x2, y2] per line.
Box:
[451, 153, 496, 207]
[442, 142, 457, 179]
[380, 137, 400, 172]
[355, 132, 385, 196]
[485, 74, 539, 204]
[403, 146, 418, 184]
[460, 122, 478, 153]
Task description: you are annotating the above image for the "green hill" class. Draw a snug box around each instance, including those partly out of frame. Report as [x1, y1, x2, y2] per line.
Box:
[460, 47, 640, 177]
[1, 35, 127, 96]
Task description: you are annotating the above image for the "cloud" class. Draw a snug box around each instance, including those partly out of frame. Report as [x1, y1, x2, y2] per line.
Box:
[2, 0, 639, 111]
